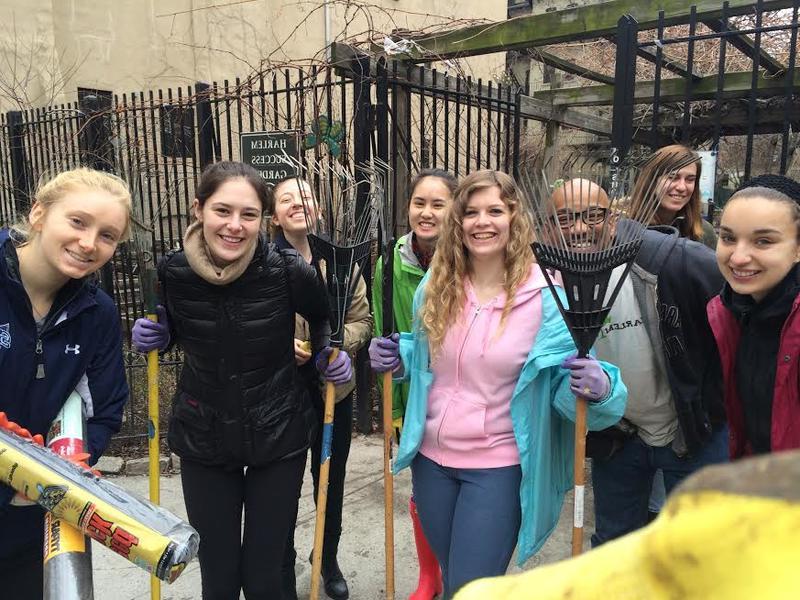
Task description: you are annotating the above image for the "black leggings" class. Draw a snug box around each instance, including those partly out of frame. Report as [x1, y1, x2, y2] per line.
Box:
[181, 455, 306, 600]
[285, 391, 353, 566]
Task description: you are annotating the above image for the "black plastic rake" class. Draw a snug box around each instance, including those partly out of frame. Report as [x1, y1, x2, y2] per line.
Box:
[283, 155, 377, 600]
[520, 150, 699, 556]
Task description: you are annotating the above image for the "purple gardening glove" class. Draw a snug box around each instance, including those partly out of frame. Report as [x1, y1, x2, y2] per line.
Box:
[316, 347, 353, 385]
[368, 334, 400, 373]
[561, 353, 610, 402]
[131, 305, 170, 353]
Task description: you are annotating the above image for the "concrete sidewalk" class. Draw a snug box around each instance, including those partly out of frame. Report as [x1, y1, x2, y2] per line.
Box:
[93, 434, 594, 599]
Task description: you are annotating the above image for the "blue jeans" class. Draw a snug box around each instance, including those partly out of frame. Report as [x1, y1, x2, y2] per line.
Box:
[591, 426, 729, 547]
[411, 454, 522, 599]
[648, 469, 666, 513]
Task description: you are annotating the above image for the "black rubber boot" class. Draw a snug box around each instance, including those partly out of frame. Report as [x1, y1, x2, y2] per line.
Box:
[322, 556, 349, 600]
[309, 550, 349, 600]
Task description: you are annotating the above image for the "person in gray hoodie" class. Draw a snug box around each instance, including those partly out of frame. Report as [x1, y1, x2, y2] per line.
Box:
[550, 179, 728, 545]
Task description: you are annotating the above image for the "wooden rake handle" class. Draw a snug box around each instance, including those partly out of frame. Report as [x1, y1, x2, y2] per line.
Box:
[383, 371, 395, 599]
[571, 395, 588, 557]
[310, 348, 338, 600]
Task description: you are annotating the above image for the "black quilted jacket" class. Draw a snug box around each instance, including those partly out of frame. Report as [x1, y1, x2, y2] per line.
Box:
[159, 237, 330, 466]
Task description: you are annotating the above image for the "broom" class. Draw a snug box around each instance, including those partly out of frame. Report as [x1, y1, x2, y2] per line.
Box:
[293, 157, 377, 600]
[519, 150, 697, 556]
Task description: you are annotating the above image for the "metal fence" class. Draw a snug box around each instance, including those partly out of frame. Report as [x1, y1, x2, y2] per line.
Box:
[8, 0, 793, 441]
[0, 62, 524, 440]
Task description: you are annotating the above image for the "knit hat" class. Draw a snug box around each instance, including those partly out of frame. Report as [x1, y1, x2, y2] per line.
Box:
[735, 174, 800, 204]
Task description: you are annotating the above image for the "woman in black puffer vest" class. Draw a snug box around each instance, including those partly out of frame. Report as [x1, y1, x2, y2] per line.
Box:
[131, 162, 351, 600]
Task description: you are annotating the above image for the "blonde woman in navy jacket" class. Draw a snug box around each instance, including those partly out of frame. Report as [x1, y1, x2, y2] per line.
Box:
[0, 168, 131, 599]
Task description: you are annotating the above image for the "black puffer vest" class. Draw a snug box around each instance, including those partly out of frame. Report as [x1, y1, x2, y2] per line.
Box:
[159, 239, 330, 467]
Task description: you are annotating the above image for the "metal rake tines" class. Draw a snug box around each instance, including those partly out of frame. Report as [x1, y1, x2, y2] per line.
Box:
[294, 156, 375, 248]
[531, 239, 643, 275]
[279, 154, 379, 343]
[361, 157, 397, 337]
[360, 157, 393, 246]
[520, 149, 700, 355]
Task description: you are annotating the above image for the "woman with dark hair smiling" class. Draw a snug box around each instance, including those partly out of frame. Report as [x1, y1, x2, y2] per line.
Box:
[131, 161, 348, 599]
[708, 175, 800, 458]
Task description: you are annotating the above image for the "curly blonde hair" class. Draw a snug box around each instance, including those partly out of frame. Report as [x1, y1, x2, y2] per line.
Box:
[420, 170, 534, 357]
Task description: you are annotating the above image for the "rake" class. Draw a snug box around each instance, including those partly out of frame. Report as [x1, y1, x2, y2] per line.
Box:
[128, 167, 162, 600]
[519, 150, 698, 556]
[288, 156, 377, 600]
[361, 157, 396, 600]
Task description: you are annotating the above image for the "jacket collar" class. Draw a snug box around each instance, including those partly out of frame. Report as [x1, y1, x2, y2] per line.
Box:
[272, 230, 292, 251]
[721, 263, 800, 324]
[397, 233, 424, 271]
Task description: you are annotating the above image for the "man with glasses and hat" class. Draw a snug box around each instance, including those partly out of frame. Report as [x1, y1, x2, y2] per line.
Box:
[549, 178, 729, 545]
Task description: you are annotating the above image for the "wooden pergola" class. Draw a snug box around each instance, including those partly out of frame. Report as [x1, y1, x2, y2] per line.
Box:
[350, 0, 798, 146]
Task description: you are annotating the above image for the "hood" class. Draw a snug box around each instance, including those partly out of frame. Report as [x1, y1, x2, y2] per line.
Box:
[397, 232, 424, 271]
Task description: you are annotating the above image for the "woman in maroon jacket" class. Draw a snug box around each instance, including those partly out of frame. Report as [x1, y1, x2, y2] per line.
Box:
[707, 174, 800, 457]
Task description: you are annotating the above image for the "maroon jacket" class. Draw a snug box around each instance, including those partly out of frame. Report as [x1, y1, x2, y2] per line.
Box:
[707, 294, 800, 457]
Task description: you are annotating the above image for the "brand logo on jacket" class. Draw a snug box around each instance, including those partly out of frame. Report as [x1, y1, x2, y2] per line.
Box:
[64, 344, 81, 355]
[0, 323, 9, 349]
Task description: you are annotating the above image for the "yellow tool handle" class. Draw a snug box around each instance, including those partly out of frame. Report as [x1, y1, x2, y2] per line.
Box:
[146, 312, 161, 600]
[310, 348, 338, 600]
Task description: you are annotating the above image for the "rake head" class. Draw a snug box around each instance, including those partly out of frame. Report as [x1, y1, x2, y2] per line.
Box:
[520, 150, 698, 356]
[281, 155, 377, 346]
[361, 158, 395, 336]
[127, 168, 159, 315]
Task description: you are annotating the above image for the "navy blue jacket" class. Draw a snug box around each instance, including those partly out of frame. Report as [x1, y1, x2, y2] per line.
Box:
[635, 226, 726, 453]
[0, 229, 129, 558]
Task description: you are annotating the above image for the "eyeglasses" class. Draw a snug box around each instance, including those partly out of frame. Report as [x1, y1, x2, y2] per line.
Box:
[553, 207, 608, 228]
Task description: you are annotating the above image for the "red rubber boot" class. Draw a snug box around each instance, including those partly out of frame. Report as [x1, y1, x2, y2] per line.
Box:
[408, 497, 443, 600]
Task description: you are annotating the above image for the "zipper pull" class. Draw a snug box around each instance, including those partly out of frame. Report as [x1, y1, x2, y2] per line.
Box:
[35, 338, 45, 379]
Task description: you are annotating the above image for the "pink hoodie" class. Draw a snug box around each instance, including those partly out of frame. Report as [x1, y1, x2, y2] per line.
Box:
[419, 265, 548, 468]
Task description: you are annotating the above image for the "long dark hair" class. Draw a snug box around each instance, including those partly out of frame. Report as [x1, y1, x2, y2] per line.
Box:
[195, 161, 269, 211]
[631, 144, 703, 240]
[408, 168, 458, 201]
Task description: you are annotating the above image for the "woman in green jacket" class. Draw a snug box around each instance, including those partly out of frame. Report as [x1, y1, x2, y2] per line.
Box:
[372, 168, 456, 600]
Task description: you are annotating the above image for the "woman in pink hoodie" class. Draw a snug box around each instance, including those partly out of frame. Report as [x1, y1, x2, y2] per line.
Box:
[369, 170, 627, 598]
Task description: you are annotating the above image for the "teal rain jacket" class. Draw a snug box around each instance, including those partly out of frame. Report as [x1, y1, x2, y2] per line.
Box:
[393, 272, 628, 564]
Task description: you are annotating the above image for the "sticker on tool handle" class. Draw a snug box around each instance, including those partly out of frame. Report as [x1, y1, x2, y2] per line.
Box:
[47, 390, 84, 456]
[574, 484, 585, 527]
[44, 513, 85, 562]
[320, 423, 333, 463]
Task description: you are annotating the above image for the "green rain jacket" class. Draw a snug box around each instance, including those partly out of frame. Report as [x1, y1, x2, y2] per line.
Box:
[372, 233, 425, 420]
